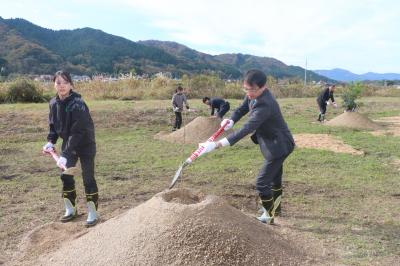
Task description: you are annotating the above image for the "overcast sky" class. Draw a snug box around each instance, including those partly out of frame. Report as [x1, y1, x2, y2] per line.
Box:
[2, 0, 399, 74]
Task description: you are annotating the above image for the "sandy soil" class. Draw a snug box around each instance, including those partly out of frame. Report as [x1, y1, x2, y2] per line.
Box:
[325, 112, 381, 130]
[294, 134, 364, 155]
[12, 189, 315, 266]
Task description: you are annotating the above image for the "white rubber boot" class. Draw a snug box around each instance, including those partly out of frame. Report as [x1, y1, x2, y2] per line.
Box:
[61, 198, 77, 222]
[86, 201, 98, 227]
[257, 207, 274, 224]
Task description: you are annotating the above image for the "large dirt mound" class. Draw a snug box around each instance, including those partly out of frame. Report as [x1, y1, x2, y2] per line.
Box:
[325, 112, 381, 130]
[294, 134, 364, 155]
[27, 189, 310, 266]
[156, 116, 232, 144]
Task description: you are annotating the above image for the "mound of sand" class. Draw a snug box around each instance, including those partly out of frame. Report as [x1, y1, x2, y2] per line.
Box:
[13, 222, 88, 264]
[156, 116, 232, 144]
[25, 189, 309, 265]
[325, 112, 381, 130]
[294, 134, 364, 155]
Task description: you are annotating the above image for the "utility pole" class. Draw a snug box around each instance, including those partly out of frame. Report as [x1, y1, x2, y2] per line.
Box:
[304, 58, 307, 88]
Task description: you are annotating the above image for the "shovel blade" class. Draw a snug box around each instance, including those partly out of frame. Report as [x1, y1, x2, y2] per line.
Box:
[169, 162, 189, 189]
[63, 167, 79, 176]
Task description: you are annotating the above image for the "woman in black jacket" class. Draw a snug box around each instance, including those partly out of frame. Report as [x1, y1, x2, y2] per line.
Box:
[42, 71, 98, 226]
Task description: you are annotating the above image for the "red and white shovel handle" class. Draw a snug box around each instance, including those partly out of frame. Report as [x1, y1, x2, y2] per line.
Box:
[48, 150, 67, 171]
[187, 120, 229, 162]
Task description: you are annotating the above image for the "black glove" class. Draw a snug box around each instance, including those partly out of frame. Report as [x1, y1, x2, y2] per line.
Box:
[186, 105, 190, 110]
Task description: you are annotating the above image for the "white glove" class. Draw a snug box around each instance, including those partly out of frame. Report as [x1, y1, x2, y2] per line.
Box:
[57, 156, 67, 169]
[42, 142, 54, 153]
[221, 119, 234, 130]
[326, 101, 330, 106]
[217, 138, 231, 147]
[173, 106, 180, 112]
[333, 102, 338, 108]
[198, 141, 217, 157]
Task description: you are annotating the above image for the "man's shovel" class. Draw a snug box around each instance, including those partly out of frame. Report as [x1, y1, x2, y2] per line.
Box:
[169, 120, 228, 189]
[46, 150, 79, 175]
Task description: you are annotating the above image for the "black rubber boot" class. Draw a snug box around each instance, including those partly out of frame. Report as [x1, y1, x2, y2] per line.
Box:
[258, 196, 274, 224]
[272, 186, 282, 216]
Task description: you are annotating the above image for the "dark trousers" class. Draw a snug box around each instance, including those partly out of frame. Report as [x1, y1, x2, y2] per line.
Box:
[318, 102, 327, 121]
[216, 102, 230, 119]
[256, 156, 287, 199]
[61, 153, 98, 195]
[174, 112, 182, 129]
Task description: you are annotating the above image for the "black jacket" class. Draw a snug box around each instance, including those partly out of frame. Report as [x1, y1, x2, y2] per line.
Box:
[209, 98, 228, 115]
[317, 88, 335, 105]
[227, 90, 295, 160]
[47, 91, 96, 158]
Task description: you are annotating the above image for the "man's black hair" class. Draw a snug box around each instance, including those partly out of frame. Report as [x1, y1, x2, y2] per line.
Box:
[202, 97, 210, 103]
[244, 69, 266, 88]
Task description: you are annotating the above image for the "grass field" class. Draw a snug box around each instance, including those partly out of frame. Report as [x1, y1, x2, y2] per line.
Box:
[0, 97, 399, 265]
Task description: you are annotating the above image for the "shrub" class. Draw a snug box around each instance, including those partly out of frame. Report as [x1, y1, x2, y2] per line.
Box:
[5, 79, 46, 103]
[342, 82, 362, 111]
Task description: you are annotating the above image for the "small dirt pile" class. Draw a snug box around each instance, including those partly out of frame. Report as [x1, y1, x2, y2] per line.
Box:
[155, 116, 232, 144]
[294, 134, 364, 155]
[28, 189, 309, 266]
[372, 116, 400, 136]
[325, 112, 380, 130]
[12, 222, 88, 265]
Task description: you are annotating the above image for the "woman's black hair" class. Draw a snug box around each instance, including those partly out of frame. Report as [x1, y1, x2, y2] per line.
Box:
[53, 70, 73, 86]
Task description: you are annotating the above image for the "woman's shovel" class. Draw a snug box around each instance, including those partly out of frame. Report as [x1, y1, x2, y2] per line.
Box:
[47, 150, 79, 175]
[169, 120, 228, 189]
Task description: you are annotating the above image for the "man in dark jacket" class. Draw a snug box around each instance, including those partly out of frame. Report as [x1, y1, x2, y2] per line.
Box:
[317, 84, 337, 122]
[198, 69, 295, 224]
[43, 71, 98, 226]
[202, 97, 230, 118]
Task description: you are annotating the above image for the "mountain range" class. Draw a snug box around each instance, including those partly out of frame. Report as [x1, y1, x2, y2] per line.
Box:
[0, 16, 332, 81]
[314, 68, 400, 82]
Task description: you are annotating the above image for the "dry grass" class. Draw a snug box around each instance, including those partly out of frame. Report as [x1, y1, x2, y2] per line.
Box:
[2, 76, 400, 104]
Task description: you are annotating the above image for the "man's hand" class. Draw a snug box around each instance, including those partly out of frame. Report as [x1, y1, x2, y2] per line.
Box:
[333, 102, 338, 108]
[198, 141, 217, 157]
[57, 156, 67, 169]
[42, 142, 54, 154]
[221, 119, 234, 130]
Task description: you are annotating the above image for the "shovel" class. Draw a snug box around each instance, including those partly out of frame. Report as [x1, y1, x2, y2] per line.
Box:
[169, 120, 228, 189]
[46, 150, 79, 175]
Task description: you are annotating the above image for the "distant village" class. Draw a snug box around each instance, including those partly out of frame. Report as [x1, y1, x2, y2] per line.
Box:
[26, 72, 331, 86]
[30, 72, 158, 83]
